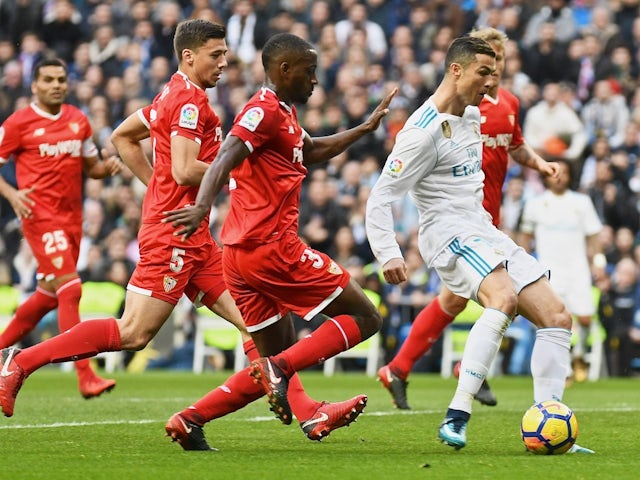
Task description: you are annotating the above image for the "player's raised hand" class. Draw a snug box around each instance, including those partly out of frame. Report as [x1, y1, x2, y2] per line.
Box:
[382, 257, 408, 285]
[362, 87, 398, 132]
[162, 204, 209, 241]
[9, 186, 36, 219]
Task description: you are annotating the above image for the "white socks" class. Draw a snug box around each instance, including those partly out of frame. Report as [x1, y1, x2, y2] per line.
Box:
[531, 327, 572, 402]
[449, 308, 511, 414]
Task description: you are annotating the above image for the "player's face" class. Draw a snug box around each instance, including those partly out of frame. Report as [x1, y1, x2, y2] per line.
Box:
[288, 49, 318, 104]
[32, 65, 68, 112]
[457, 53, 495, 106]
[190, 38, 228, 89]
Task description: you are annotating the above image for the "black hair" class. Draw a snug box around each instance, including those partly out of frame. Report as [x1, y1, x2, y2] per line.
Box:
[261, 33, 313, 70]
[32, 58, 67, 80]
[173, 19, 226, 61]
[444, 36, 496, 70]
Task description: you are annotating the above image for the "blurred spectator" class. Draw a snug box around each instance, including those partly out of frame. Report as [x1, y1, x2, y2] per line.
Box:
[581, 79, 630, 149]
[17, 31, 45, 88]
[500, 175, 526, 241]
[523, 82, 588, 164]
[598, 256, 638, 376]
[335, 2, 388, 63]
[151, 0, 183, 63]
[579, 136, 611, 191]
[522, 0, 578, 48]
[40, 0, 85, 63]
[521, 22, 570, 85]
[88, 25, 125, 79]
[225, 0, 268, 66]
[581, 4, 622, 54]
[299, 178, 348, 254]
[1, 0, 43, 47]
[587, 161, 639, 232]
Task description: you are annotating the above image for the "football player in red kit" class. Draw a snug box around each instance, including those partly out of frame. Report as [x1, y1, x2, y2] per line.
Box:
[0, 58, 121, 399]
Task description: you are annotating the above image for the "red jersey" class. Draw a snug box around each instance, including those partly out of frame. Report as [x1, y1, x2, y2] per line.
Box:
[0, 103, 97, 225]
[140, 71, 223, 245]
[221, 87, 306, 247]
[479, 87, 524, 226]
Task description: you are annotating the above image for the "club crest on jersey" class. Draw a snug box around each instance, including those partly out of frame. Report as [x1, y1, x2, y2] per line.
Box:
[386, 158, 404, 178]
[508, 114, 515, 126]
[472, 123, 481, 138]
[179, 104, 199, 129]
[51, 256, 63, 269]
[327, 261, 343, 275]
[68, 123, 79, 134]
[238, 107, 264, 132]
[33, 128, 45, 137]
[441, 120, 452, 138]
[163, 275, 178, 293]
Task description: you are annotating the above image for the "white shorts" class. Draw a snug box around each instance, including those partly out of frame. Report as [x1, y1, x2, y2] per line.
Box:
[429, 228, 548, 302]
[548, 271, 595, 317]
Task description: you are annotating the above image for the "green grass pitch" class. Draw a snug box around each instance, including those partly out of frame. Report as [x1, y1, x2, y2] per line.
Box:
[1, 368, 638, 480]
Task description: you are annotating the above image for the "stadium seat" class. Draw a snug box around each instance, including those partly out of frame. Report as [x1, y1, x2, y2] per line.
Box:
[77, 281, 126, 373]
[192, 307, 245, 374]
[322, 331, 382, 377]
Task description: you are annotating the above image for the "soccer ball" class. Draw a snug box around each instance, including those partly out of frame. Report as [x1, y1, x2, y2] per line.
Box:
[520, 400, 578, 455]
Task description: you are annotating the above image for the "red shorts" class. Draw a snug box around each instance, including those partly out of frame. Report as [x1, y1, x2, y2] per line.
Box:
[222, 232, 350, 332]
[128, 223, 227, 306]
[22, 221, 81, 281]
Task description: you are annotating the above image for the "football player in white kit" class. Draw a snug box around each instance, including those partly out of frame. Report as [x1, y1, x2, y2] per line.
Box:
[366, 36, 593, 453]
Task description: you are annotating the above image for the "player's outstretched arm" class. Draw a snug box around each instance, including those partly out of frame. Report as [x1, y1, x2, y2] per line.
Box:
[163, 135, 250, 240]
[303, 87, 397, 165]
[510, 142, 560, 179]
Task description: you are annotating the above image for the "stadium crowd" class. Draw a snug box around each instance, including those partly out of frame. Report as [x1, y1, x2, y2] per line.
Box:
[2, 0, 640, 376]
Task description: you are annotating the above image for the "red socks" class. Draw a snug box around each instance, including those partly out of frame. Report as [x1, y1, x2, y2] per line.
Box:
[389, 297, 454, 380]
[273, 315, 362, 377]
[15, 318, 122, 375]
[0, 288, 57, 347]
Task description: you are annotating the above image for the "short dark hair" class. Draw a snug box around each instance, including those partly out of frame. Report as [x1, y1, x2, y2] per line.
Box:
[261, 33, 313, 70]
[173, 19, 226, 61]
[445, 36, 496, 70]
[32, 58, 67, 80]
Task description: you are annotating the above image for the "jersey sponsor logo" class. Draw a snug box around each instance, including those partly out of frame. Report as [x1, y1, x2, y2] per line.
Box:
[39, 139, 82, 157]
[68, 122, 79, 134]
[452, 150, 481, 177]
[482, 133, 513, 148]
[292, 146, 303, 164]
[163, 275, 178, 293]
[34, 128, 45, 137]
[179, 103, 199, 129]
[385, 158, 404, 178]
[238, 107, 264, 132]
[441, 120, 452, 138]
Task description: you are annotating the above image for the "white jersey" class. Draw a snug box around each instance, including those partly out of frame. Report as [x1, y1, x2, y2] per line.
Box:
[366, 99, 492, 267]
[520, 190, 602, 314]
